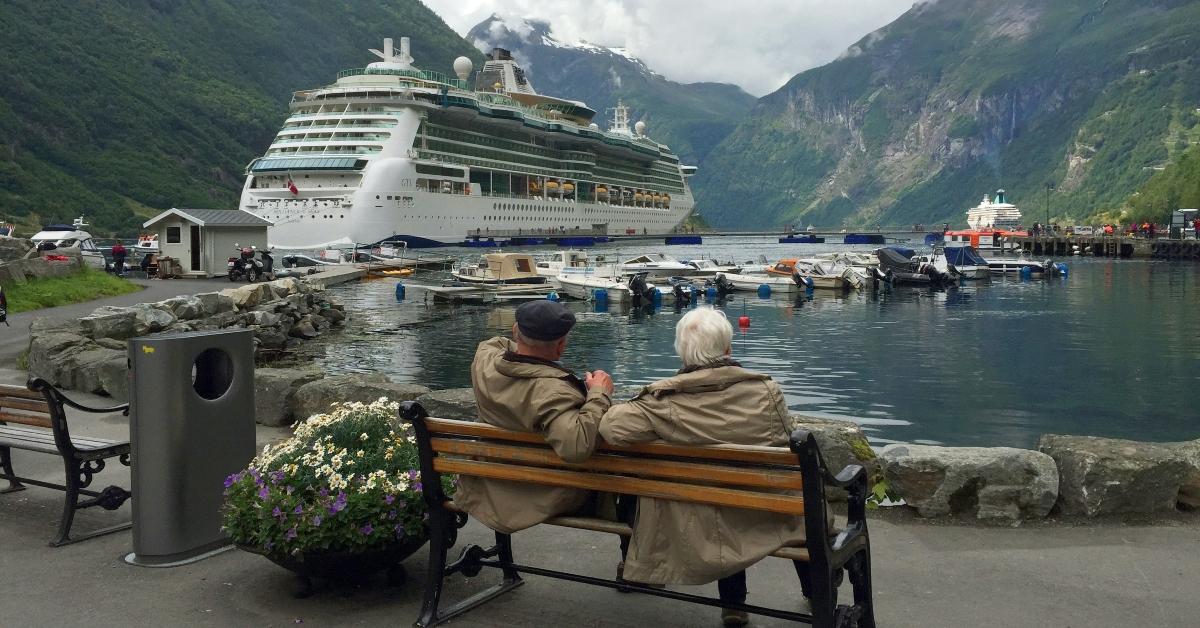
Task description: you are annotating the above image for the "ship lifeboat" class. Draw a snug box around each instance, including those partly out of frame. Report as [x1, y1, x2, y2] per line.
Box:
[663, 194, 671, 205]
[546, 180, 560, 191]
[634, 192, 645, 202]
[596, 186, 608, 196]
[562, 182, 575, 194]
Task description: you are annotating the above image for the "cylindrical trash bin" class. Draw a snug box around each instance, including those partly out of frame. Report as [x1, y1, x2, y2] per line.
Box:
[124, 329, 255, 567]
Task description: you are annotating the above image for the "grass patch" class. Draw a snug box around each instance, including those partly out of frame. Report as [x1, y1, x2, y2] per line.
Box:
[4, 267, 142, 313]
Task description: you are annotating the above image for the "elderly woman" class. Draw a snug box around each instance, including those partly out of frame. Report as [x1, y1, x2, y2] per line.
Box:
[599, 307, 811, 627]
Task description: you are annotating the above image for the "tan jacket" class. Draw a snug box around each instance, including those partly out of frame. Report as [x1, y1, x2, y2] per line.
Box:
[599, 362, 805, 585]
[453, 337, 612, 534]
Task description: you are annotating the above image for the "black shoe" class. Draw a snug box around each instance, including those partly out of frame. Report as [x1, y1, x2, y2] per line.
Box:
[721, 608, 749, 626]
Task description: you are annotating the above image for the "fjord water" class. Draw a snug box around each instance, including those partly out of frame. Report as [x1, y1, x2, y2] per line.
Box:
[322, 237, 1200, 448]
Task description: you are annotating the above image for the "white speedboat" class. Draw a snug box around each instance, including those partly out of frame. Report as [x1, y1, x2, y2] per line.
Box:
[794, 259, 859, 290]
[620, 253, 696, 277]
[452, 253, 546, 284]
[937, 246, 989, 279]
[720, 272, 803, 293]
[555, 272, 631, 303]
[682, 259, 742, 275]
[29, 216, 106, 270]
[987, 256, 1065, 276]
[134, 233, 160, 254]
[816, 251, 879, 268]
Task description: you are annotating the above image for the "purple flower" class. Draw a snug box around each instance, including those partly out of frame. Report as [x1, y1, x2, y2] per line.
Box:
[293, 504, 303, 515]
[270, 470, 286, 483]
[384, 494, 395, 505]
[318, 488, 329, 497]
[272, 506, 284, 520]
[223, 474, 236, 489]
[394, 524, 405, 538]
[387, 510, 397, 520]
[407, 470, 420, 481]
[328, 491, 347, 514]
[286, 485, 295, 495]
[359, 524, 374, 535]
[311, 515, 322, 527]
[285, 527, 297, 541]
[258, 486, 270, 500]
[413, 482, 423, 493]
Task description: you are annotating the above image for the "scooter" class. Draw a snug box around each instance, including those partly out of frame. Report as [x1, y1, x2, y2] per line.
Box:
[258, 248, 276, 281]
[228, 245, 260, 282]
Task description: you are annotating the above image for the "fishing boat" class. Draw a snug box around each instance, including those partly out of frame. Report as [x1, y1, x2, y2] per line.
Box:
[451, 253, 546, 284]
[555, 272, 631, 303]
[620, 252, 696, 277]
[535, 250, 617, 278]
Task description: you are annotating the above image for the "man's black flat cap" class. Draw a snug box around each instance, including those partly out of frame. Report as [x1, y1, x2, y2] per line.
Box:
[515, 300, 576, 341]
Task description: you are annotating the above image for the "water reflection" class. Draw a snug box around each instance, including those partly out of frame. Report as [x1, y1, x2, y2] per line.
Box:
[320, 242, 1200, 448]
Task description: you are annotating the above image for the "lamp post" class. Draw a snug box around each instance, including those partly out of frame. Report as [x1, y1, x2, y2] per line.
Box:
[1044, 181, 1054, 232]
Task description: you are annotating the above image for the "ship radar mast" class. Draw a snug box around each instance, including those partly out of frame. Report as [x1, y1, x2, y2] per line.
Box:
[607, 100, 632, 136]
[368, 37, 416, 71]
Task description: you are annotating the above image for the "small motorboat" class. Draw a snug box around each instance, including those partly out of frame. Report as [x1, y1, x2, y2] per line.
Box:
[620, 253, 697, 277]
[535, 250, 617, 278]
[134, 233, 160, 254]
[939, 246, 990, 279]
[874, 247, 955, 287]
[986, 256, 1066, 276]
[682, 259, 742, 275]
[793, 259, 859, 291]
[719, 271, 805, 293]
[555, 272, 631, 303]
[452, 253, 547, 285]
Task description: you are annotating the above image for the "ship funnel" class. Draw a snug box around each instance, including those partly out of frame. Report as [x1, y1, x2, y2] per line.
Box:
[995, 189, 1006, 204]
[383, 38, 393, 60]
[400, 37, 411, 61]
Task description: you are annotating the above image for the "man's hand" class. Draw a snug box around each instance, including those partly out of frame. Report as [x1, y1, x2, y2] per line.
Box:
[585, 369, 614, 395]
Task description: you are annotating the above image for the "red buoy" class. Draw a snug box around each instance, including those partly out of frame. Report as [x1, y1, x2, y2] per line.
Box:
[738, 315, 751, 328]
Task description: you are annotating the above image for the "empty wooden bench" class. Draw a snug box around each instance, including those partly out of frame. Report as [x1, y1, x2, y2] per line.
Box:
[402, 402, 875, 628]
[0, 378, 132, 546]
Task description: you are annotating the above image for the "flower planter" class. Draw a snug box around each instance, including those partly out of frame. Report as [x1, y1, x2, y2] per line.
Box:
[239, 535, 427, 597]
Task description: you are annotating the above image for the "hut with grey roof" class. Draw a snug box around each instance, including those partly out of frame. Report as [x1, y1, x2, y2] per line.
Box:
[142, 208, 273, 278]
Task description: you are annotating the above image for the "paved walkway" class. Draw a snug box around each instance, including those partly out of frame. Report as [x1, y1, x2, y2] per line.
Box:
[0, 382, 1196, 627]
[0, 277, 234, 366]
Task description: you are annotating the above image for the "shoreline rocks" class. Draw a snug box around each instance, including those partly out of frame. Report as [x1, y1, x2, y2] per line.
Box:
[26, 277, 346, 401]
[880, 445, 1059, 521]
[1038, 435, 1195, 516]
[291, 373, 430, 422]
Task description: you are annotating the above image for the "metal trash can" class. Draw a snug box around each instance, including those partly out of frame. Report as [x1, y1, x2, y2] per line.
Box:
[124, 329, 255, 566]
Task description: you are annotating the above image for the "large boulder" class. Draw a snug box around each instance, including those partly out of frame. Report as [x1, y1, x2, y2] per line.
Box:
[415, 388, 478, 420]
[790, 413, 879, 481]
[27, 330, 89, 383]
[221, 283, 273, 309]
[195, 292, 235, 316]
[1171, 439, 1200, 511]
[80, 307, 137, 339]
[96, 351, 131, 401]
[879, 445, 1058, 521]
[292, 373, 431, 421]
[0, 237, 32, 262]
[1038, 435, 1194, 516]
[132, 304, 176, 335]
[254, 367, 325, 427]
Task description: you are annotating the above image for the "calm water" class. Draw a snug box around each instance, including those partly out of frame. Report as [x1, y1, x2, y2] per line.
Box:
[317, 237, 1200, 448]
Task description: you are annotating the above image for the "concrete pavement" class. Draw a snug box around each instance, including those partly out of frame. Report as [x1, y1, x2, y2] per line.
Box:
[0, 376, 1196, 627]
[0, 277, 237, 366]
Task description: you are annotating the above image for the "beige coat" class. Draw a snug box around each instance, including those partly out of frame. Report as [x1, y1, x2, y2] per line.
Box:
[453, 337, 612, 534]
[598, 362, 806, 585]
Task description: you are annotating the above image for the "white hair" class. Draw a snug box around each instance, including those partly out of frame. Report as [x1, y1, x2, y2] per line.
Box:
[674, 307, 733, 367]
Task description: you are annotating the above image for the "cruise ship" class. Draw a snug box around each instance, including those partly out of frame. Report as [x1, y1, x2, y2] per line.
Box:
[965, 189, 1022, 230]
[239, 38, 695, 248]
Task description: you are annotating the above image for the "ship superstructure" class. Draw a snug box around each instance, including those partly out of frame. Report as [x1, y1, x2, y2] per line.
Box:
[965, 189, 1022, 230]
[239, 38, 695, 248]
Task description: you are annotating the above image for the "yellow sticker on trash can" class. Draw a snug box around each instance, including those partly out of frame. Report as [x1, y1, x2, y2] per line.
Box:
[142, 346, 155, 354]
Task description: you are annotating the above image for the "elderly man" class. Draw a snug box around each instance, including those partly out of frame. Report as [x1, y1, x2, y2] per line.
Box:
[454, 300, 614, 534]
[599, 307, 811, 627]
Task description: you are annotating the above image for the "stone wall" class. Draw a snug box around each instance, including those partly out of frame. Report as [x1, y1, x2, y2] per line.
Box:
[0, 237, 83, 285]
[27, 277, 345, 401]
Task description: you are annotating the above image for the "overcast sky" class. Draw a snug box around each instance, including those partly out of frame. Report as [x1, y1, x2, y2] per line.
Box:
[419, 0, 914, 96]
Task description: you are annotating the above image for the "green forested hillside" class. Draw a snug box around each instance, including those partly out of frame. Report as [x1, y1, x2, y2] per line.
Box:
[695, 0, 1200, 229]
[466, 17, 756, 167]
[1127, 144, 1200, 219]
[0, 0, 481, 236]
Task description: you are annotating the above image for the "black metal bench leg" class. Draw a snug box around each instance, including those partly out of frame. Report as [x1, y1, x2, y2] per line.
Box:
[809, 566, 839, 628]
[495, 532, 521, 584]
[50, 457, 81, 547]
[415, 509, 453, 628]
[0, 446, 25, 493]
[847, 551, 876, 628]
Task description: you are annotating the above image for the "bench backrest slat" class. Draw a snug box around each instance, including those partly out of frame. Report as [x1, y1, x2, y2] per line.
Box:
[430, 437, 804, 491]
[435, 457, 806, 516]
[0, 384, 53, 429]
[425, 417, 800, 466]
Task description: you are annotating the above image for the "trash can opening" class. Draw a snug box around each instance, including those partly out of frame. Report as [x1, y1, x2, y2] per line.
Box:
[191, 348, 234, 400]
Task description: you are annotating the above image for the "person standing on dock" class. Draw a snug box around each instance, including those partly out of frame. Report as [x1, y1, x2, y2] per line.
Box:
[453, 300, 615, 534]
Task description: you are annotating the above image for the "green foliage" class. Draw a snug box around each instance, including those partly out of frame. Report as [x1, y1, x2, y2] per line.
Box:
[3, 267, 141, 312]
[222, 399, 453, 559]
[1126, 144, 1200, 221]
[0, 0, 482, 236]
[695, 0, 1200, 228]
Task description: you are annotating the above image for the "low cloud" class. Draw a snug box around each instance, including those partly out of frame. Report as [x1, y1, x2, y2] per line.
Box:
[421, 0, 912, 96]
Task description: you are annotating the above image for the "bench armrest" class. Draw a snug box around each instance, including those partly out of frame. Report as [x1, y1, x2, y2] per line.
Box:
[789, 429, 871, 564]
[27, 377, 130, 416]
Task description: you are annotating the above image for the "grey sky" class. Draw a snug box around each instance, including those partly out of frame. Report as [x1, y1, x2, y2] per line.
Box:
[420, 0, 914, 96]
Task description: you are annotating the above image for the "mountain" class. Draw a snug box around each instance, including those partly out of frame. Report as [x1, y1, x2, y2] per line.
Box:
[695, 0, 1200, 230]
[0, 0, 482, 236]
[465, 15, 756, 167]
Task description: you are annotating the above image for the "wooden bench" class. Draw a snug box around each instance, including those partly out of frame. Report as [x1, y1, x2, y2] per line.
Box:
[0, 378, 132, 546]
[401, 402, 875, 628]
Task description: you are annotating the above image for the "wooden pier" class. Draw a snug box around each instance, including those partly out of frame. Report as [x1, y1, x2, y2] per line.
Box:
[1005, 236, 1200, 259]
